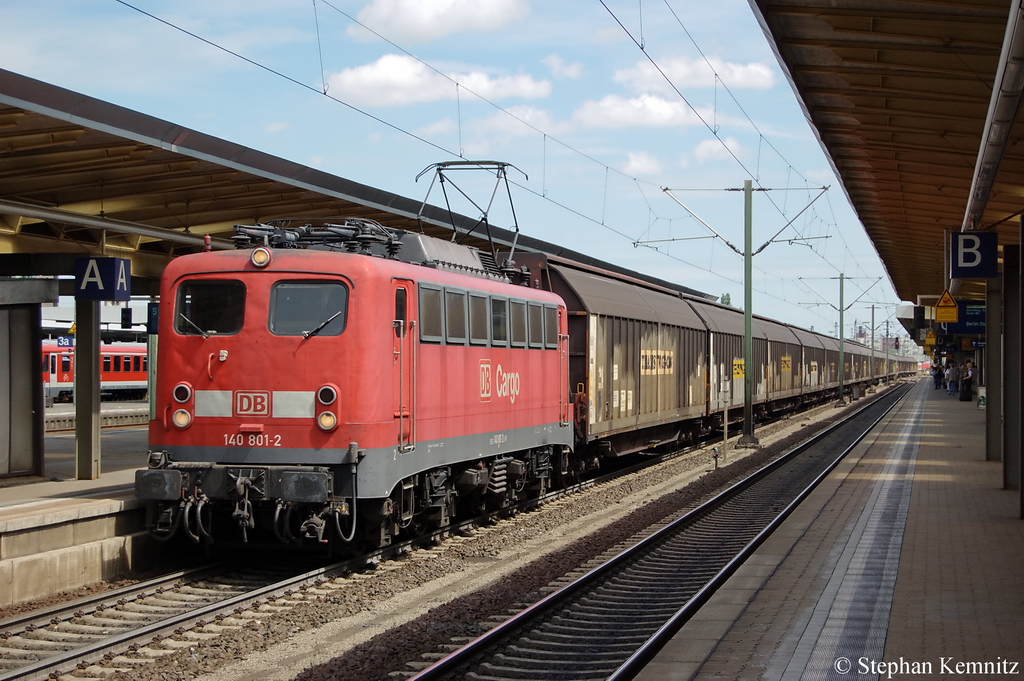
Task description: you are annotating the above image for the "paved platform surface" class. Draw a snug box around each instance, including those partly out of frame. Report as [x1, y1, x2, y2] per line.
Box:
[636, 379, 1024, 680]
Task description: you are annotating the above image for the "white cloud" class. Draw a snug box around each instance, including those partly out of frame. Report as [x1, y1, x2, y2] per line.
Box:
[572, 94, 705, 128]
[474, 106, 569, 136]
[543, 54, 583, 79]
[694, 137, 742, 163]
[624, 152, 663, 176]
[614, 57, 775, 94]
[325, 54, 550, 107]
[264, 122, 288, 133]
[348, 0, 529, 43]
[414, 118, 458, 138]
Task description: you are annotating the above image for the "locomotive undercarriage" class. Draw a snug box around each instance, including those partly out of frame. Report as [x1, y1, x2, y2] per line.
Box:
[138, 445, 572, 551]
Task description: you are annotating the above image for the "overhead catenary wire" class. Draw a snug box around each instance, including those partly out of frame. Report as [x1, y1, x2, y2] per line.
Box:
[108, 0, 897, 319]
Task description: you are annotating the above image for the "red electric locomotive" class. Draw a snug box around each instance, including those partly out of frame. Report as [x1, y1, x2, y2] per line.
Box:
[137, 219, 572, 548]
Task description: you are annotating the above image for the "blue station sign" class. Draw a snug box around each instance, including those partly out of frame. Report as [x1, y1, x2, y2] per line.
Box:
[74, 257, 131, 301]
[950, 232, 998, 279]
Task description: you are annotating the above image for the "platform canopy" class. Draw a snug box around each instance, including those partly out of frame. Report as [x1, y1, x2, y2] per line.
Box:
[0, 68, 711, 300]
[751, 0, 1023, 303]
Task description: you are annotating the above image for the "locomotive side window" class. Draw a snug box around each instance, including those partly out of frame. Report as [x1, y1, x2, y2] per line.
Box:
[544, 306, 559, 348]
[134, 355, 142, 372]
[394, 288, 407, 338]
[114, 355, 122, 372]
[62, 355, 70, 372]
[270, 281, 348, 336]
[445, 290, 467, 344]
[50, 354, 56, 374]
[528, 303, 544, 348]
[491, 298, 508, 346]
[510, 301, 527, 347]
[419, 286, 443, 342]
[103, 355, 111, 372]
[469, 294, 488, 345]
[176, 280, 245, 336]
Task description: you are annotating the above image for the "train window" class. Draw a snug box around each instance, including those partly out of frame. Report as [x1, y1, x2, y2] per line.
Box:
[50, 354, 56, 374]
[419, 286, 443, 342]
[114, 355, 122, 372]
[544, 306, 558, 348]
[394, 288, 407, 338]
[270, 281, 348, 336]
[445, 290, 467, 344]
[491, 298, 508, 346]
[176, 280, 245, 336]
[103, 356, 111, 373]
[62, 354, 71, 372]
[134, 355, 142, 372]
[510, 301, 527, 347]
[143, 356, 148, 372]
[528, 303, 544, 348]
[469, 294, 488, 345]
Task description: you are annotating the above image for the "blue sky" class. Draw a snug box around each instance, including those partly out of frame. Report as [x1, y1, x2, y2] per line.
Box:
[2, 0, 907, 338]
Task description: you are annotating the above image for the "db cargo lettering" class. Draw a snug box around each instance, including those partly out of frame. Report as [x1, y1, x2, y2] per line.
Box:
[495, 364, 521, 404]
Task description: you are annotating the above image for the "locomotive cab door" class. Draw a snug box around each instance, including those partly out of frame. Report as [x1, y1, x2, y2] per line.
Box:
[392, 280, 416, 451]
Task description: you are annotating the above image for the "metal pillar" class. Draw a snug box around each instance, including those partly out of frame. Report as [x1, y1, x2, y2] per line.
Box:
[838, 273, 846, 405]
[738, 179, 758, 447]
[986, 274, 1002, 463]
[869, 304, 875, 392]
[74, 299, 101, 480]
[1003, 245, 1020, 492]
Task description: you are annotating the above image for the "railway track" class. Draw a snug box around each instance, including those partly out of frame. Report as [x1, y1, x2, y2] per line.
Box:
[406, 383, 912, 681]
[0, 559, 342, 681]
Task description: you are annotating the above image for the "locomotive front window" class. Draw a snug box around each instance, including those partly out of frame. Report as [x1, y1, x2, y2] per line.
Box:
[176, 280, 246, 336]
[270, 281, 348, 336]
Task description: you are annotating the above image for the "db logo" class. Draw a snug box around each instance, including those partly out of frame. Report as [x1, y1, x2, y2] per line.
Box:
[235, 391, 270, 416]
[479, 360, 492, 402]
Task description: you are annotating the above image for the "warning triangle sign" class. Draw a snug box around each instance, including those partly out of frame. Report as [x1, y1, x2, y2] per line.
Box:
[936, 289, 957, 307]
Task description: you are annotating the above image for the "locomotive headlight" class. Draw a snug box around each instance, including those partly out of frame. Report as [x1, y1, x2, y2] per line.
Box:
[317, 384, 338, 405]
[250, 247, 272, 268]
[173, 382, 192, 403]
[317, 411, 338, 431]
[172, 409, 193, 428]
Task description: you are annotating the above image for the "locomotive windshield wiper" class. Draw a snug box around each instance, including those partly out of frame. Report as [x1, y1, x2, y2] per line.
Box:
[303, 310, 344, 339]
[179, 313, 210, 339]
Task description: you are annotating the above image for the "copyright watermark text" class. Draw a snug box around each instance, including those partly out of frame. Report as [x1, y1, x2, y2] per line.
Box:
[832, 657, 1019, 678]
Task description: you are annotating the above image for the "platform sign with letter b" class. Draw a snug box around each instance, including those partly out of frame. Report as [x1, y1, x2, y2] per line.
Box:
[950, 232, 997, 279]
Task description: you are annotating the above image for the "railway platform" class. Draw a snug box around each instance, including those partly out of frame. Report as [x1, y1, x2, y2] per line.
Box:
[635, 378, 1024, 680]
[1, 409, 152, 610]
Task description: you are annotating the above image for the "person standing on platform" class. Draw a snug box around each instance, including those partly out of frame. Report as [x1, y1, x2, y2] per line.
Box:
[932, 364, 942, 389]
[945, 362, 958, 396]
[960, 362, 975, 402]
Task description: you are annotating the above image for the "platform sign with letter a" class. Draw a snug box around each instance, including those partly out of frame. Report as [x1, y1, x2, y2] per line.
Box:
[74, 257, 131, 301]
[935, 289, 958, 323]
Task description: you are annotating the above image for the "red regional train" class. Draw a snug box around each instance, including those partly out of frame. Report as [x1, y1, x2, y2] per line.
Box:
[42, 342, 149, 402]
[136, 219, 915, 549]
